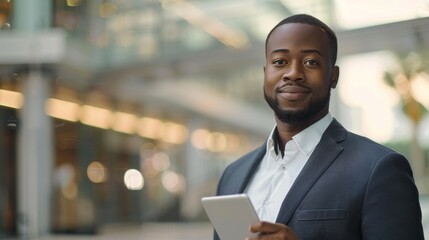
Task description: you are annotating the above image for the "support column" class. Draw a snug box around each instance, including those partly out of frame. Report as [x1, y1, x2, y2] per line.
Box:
[13, 0, 54, 238]
[17, 69, 53, 238]
[181, 118, 218, 220]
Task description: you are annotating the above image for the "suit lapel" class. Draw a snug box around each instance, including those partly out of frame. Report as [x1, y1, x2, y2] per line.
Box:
[275, 119, 347, 224]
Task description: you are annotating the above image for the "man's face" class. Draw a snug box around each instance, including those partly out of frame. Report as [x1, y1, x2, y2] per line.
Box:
[264, 23, 339, 124]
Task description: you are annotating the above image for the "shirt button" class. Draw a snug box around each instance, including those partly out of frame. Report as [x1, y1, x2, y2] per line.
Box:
[263, 200, 270, 205]
[281, 165, 286, 170]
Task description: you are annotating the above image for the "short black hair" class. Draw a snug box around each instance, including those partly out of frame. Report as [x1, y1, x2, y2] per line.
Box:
[265, 14, 338, 65]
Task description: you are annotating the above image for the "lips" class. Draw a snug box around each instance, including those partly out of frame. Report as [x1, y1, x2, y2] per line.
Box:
[277, 85, 310, 101]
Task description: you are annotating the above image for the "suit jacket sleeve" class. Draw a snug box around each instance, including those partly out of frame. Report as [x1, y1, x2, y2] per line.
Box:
[361, 152, 424, 239]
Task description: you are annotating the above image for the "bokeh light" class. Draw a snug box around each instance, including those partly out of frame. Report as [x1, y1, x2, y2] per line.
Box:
[87, 161, 109, 184]
[124, 169, 144, 190]
[191, 128, 210, 150]
[161, 170, 185, 194]
[151, 152, 171, 172]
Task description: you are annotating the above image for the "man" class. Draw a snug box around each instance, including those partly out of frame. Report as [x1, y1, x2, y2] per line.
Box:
[215, 14, 424, 239]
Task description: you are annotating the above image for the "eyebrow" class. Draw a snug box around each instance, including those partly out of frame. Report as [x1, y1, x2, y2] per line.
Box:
[270, 48, 324, 57]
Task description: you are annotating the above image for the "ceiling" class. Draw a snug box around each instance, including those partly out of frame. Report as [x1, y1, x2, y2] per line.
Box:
[2, 0, 429, 135]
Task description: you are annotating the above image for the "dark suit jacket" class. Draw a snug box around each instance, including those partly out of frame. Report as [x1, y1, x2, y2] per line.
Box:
[215, 119, 424, 240]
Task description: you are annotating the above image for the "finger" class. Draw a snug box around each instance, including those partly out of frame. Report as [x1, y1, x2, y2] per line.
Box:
[250, 221, 285, 233]
[249, 221, 264, 233]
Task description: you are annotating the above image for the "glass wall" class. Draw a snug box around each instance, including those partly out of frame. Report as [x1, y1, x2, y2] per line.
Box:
[0, 106, 17, 238]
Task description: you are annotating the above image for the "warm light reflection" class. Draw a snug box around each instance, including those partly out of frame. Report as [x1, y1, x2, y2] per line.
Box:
[53, 163, 79, 200]
[411, 73, 429, 109]
[162, 121, 189, 144]
[87, 161, 109, 184]
[207, 132, 227, 152]
[137, 117, 163, 139]
[8, 93, 190, 144]
[394, 74, 411, 96]
[0, 89, 23, 109]
[80, 105, 112, 129]
[224, 133, 240, 153]
[362, 107, 395, 143]
[191, 128, 244, 153]
[161, 170, 185, 194]
[45, 98, 80, 122]
[61, 182, 78, 200]
[124, 169, 144, 190]
[112, 111, 138, 134]
[99, 2, 117, 18]
[140, 143, 160, 179]
[191, 128, 210, 150]
[339, 52, 399, 142]
[335, 0, 429, 29]
[151, 152, 171, 172]
[66, 0, 81, 7]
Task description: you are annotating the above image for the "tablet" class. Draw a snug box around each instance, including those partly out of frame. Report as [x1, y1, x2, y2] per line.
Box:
[201, 194, 259, 240]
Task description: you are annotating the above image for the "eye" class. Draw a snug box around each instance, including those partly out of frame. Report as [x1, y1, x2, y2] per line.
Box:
[273, 59, 287, 65]
[304, 59, 319, 67]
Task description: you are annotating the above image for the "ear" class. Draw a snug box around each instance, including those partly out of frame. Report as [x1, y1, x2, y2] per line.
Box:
[330, 66, 339, 89]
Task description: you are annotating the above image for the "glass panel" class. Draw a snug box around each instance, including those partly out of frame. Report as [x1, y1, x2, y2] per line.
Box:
[0, 0, 12, 31]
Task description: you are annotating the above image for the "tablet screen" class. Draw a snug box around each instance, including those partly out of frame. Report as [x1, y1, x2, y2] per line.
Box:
[201, 194, 259, 240]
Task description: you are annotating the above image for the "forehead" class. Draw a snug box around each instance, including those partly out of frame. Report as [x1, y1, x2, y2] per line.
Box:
[266, 23, 331, 57]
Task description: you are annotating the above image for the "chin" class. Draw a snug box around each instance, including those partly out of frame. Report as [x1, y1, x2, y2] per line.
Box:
[265, 91, 330, 124]
[276, 110, 310, 124]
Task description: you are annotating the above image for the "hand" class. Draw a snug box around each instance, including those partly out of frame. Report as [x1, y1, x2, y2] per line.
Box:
[245, 221, 299, 240]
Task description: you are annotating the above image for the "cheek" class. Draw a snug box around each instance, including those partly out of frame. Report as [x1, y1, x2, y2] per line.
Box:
[264, 65, 282, 76]
[263, 76, 277, 93]
[309, 72, 332, 90]
[264, 69, 282, 86]
[312, 82, 332, 99]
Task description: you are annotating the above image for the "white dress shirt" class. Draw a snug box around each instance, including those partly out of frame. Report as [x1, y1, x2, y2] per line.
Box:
[244, 113, 333, 222]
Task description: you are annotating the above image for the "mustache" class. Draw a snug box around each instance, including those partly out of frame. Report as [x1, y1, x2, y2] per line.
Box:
[277, 82, 310, 92]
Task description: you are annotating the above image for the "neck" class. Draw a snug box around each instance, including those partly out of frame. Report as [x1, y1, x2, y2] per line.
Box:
[275, 112, 328, 152]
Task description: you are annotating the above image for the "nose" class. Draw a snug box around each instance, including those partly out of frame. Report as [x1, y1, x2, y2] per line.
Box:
[282, 62, 304, 82]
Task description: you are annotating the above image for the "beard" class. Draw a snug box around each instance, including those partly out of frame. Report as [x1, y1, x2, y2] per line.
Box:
[264, 90, 331, 124]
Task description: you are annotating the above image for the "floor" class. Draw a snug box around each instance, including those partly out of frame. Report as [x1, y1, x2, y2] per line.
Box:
[14, 222, 214, 240]
[6, 198, 429, 239]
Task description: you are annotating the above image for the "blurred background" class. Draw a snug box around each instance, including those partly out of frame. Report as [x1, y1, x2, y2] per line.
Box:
[0, 0, 429, 239]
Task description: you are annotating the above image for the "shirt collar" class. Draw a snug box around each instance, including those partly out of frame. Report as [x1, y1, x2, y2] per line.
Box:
[266, 127, 278, 156]
[266, 113, 333, 156]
